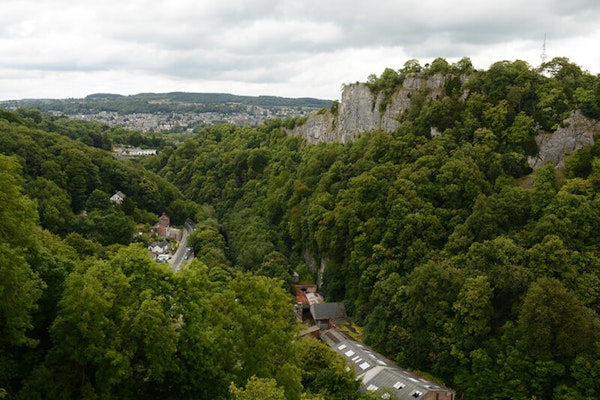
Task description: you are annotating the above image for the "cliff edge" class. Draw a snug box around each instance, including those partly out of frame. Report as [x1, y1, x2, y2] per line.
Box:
[291, 73, 600, 171]
[290, 74, 448, 144]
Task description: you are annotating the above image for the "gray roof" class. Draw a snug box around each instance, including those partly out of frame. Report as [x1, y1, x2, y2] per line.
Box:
[320, 329, 454, 400]
[310, 302, 347, 321]
[149, 240, 169, 248]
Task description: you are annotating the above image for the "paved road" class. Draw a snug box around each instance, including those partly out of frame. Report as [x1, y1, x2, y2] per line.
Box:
[168, 219, 196, 272]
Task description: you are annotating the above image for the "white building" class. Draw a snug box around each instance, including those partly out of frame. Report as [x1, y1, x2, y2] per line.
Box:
[110, 191, 126, 205]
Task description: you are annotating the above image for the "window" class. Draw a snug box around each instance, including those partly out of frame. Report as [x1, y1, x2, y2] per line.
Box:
[411, 391, 423, 398]
[393, 381, 405, 390]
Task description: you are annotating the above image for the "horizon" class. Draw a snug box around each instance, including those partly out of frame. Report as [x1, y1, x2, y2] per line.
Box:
[2, 54, 596, 104]
[1, 90, 335, 102]
[2, 1, 599, 101]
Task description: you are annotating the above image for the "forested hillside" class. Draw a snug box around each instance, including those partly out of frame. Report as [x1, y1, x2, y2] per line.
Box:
[2, 56, 600, 399]
[0, 114, 362, 399]
[147, 57, 600, 399]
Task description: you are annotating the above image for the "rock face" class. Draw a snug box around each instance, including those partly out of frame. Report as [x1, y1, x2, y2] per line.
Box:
[290, 74, 448, 143]
[291, 73, 599, 171]
[528, 112, 600, 169]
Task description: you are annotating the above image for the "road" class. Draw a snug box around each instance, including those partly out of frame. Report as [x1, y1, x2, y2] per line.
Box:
[168, 219, 196, 272]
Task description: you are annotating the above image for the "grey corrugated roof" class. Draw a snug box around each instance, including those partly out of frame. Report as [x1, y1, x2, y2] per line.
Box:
[320, 329, 454, 400]
[310, 302, 347, 321]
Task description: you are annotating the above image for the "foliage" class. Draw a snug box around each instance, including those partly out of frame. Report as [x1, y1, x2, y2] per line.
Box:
[0, 115, 183, 245]
[144, 57, 600, 399]
[230, 376, 286, 400]
[2, 57, 600, 399]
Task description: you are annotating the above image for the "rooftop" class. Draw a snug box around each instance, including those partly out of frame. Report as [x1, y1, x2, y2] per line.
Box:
[310, 302, 347, 321]
[295, 285, 322, 306]
[320, 329, 454, 400]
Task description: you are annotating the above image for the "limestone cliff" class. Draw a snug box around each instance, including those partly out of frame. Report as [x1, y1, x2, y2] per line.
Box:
[291, 73, 599, 171]
[528, 112, 600, 169]
[290, 74, 448, 143]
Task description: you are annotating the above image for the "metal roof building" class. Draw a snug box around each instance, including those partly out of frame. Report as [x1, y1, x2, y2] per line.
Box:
[320, 328, 455, 400]
[310, 302, 347, 330]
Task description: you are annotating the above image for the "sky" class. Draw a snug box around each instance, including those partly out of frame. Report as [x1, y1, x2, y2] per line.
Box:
[1, 0, 600, 101]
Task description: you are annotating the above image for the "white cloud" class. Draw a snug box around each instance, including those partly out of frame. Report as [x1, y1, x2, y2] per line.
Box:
[1, 0, 599, 101]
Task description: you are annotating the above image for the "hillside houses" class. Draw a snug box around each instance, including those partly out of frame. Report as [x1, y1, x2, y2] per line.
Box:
[113, 146, 157, 159]
[148, 240, 170, 262]
[109, 191, 126, 205]
[151, 212, 181, 241]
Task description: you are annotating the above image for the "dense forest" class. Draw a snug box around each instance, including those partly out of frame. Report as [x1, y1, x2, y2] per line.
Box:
[0, 108, 362, 399]
[2, 56, 600, 399]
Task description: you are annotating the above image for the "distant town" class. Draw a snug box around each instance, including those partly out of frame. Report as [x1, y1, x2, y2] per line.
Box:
[0, 91, 332, 133]
[65, 106, 310, 132]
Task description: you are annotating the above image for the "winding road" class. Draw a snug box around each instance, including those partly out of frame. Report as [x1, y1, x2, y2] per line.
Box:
[168, 219, 196, 271]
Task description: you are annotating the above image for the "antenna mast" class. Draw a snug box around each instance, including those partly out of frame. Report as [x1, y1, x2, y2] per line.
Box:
[541, 33, 547, 64]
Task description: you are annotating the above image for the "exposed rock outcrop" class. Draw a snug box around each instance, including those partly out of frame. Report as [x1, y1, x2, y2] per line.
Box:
[291, 73, 599, 171]
[528, 112, 600, 169]
[290, 74, 449, 143]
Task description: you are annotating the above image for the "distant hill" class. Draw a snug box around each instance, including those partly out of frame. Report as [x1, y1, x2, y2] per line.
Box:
[1, 92, 333, 115]
[89, 92, 333, 107]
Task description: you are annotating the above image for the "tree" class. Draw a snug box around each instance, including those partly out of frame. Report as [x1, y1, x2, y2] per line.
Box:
[40, 247, 178, 398]
[230, 376, 286, 400]
[88, 210, 135, 246]
[169, 262, 232, 399]
[505, 112, 537, 154]
[531, 162, 558, 216]
[60, 148, 100, 213]
[436, 154, 491, 209]
[25, 177, 73, 234]
[541, 57, 584, 87]
[452, 57, 474, 74]
[166, 198, 202, 225]
[257, 251, 291, 283]
[216, 274, 302, 397]
[297, 338, 362, 399]
[574, 87, 600, 118]
[0, 155, 43, 361]
[85, 188, 112, 212]
[451, 275, 494, 352]
[526, 235, 575, 282]
[400, 260, 464, 377]
[247, 148, 271, 176]
[401, 59, 422, 74]
[0, 155, 39, 248]
[464, 237, 531, 324]
[428, 57, 450, 75]
[518, 278, 599, 364]
[0, 245, 44, 348]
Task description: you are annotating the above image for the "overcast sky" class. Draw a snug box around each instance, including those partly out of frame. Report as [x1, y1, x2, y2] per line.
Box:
[1, 0, 599, 101]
